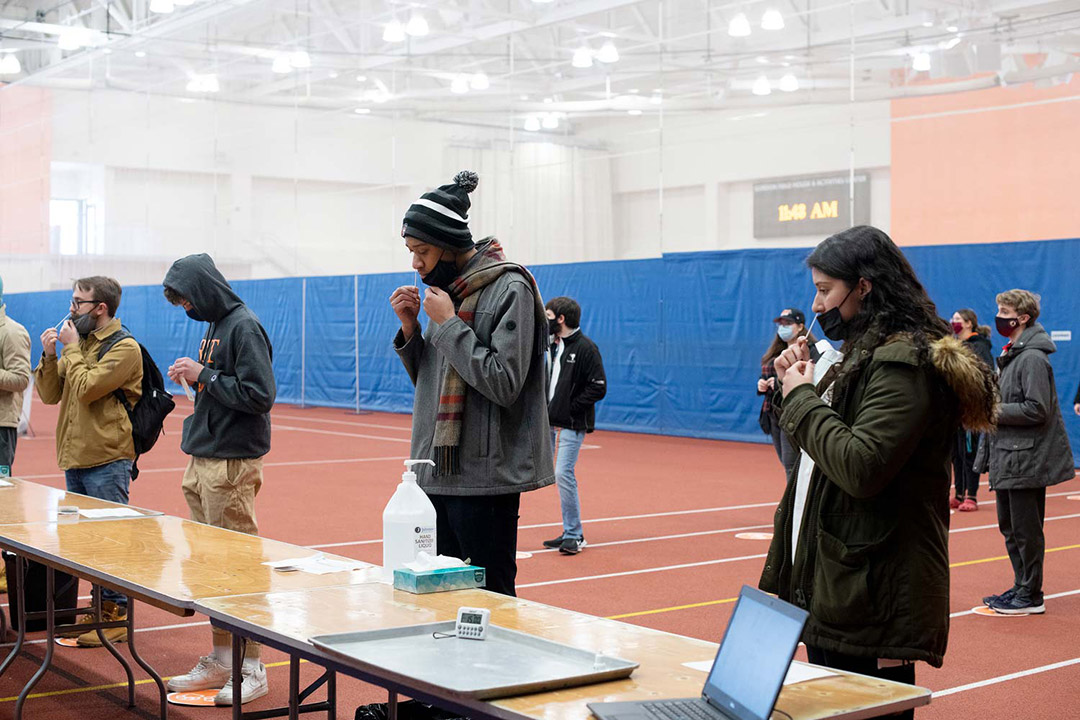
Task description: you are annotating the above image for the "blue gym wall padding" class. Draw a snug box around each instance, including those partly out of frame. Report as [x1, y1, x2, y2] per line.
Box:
[8, 237, 1079, 456]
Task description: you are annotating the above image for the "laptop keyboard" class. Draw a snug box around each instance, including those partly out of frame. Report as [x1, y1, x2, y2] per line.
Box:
[642, 700, 720, 720]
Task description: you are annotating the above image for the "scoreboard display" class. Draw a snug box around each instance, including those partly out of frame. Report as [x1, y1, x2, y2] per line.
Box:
[753, 172, 871, 239]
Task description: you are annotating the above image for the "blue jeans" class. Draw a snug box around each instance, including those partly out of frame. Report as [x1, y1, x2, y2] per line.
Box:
[550, 429, 586, 540]
[65, 459, 132, 608]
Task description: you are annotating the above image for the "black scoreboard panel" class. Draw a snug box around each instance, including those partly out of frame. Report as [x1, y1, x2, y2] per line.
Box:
[753, 172, 871, 239]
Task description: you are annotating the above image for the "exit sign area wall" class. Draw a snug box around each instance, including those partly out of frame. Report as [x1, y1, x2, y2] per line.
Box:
[753, 172, 871, 239]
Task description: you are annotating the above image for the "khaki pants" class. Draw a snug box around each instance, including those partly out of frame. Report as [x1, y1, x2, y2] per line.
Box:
[182, 456, 263, 657]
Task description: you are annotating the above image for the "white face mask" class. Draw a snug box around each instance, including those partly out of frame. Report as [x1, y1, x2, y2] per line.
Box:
[777, 325, 795, 342]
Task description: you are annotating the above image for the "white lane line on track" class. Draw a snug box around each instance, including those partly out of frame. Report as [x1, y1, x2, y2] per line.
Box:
[933, 657, 1080, 698]
[517, 554, 770, 589]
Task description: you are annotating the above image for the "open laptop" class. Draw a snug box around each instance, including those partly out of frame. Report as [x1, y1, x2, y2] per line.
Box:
[588, 586, 808, 720]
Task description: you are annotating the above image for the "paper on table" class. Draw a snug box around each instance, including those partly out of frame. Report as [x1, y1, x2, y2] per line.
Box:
[263, 554, 374, 575]
[0, 479, 12, 487]
[78, 507, 145, 519]
[681, 660, 837, 686]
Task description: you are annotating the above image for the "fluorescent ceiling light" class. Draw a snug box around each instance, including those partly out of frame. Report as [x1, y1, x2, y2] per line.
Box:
[0, 53, 20, 75]
[524, 117, 540, 132]
[58, 28, 91, 51]
[596, 41, 619, 63]
[470, 73, 490, 90]
[628, 109, 642, 115]
[289, 50, 311, 69]
[134, 50, 147, 58]
[328, 71, 339, 79]
[174, 0, 195, 5]
[752, 75, 771, 95]
[572, 46, 593, 69]
[383, 19, 405, 43]
[542, 113, 559, 129]
[354, 108, 370, 114]
[649, 92, 662, 105]
[405, 12, 429, 37]
[450, 75, 470, 94]
[186, 73, 219, 93]
[761, 9, 784, 31]
[149, 0, 174, 14]
[779, 73, 798, 92]
[728, 13, 751, 37]
[272, 55, 292, 73]
[356, 75, 367, 82]
[912, 52, 931, 72]
[947, 25, 959, 33]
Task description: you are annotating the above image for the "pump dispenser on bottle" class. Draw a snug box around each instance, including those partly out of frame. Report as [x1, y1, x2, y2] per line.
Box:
[382, 459, 438, 582]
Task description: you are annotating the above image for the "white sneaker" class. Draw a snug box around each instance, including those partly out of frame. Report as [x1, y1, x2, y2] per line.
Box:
[214, 662, 269, 706]
[168, 655, 232, 692]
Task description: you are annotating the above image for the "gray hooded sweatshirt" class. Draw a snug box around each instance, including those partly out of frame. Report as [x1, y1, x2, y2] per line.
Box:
[163, 254, 276, 459]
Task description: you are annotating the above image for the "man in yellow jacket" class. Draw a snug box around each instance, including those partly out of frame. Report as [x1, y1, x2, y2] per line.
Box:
[0, 276, 31, 595]
[34, 276, 142, 646]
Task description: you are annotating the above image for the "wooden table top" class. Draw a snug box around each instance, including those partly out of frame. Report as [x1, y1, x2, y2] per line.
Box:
[196, 585, 931, 720]
[0, 515, 382, 615]
[0, 477, 161, 524]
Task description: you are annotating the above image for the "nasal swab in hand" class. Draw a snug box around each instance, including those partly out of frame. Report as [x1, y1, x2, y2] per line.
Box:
[179, 377, 195, 401]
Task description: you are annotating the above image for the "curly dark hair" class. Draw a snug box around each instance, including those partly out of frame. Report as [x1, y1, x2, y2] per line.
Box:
[806, 226, 950, 396]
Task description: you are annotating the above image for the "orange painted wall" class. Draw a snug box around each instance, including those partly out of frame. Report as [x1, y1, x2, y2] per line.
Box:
[0, 85, 51, 255]
[890, 76, 1080, 246]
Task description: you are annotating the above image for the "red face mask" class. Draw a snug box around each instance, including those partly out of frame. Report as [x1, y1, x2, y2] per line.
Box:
[951, 322, 964, 335]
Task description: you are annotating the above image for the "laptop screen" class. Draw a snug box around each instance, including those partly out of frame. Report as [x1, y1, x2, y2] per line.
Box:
[703, 586, 808, 720]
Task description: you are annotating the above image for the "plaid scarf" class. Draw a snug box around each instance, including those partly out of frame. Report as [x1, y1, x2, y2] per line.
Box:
[433, 239, 548, 476]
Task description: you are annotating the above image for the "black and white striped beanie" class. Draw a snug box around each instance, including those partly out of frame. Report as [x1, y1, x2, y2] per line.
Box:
[401, 171, 479, 252]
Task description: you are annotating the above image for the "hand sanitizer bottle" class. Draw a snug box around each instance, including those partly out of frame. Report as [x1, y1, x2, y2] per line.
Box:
[382, 459, 438, 582]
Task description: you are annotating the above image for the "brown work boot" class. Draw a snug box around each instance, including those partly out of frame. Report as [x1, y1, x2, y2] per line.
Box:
[74, 601, 128, 647]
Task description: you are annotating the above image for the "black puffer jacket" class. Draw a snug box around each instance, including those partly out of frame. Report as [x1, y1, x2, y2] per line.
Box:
[979, 324, 1074, 490]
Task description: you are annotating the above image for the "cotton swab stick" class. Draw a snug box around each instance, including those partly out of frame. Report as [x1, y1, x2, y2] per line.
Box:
[179, 377, 195, 401]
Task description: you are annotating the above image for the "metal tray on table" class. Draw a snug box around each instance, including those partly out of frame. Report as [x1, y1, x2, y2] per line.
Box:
[310, 621, 638, 700]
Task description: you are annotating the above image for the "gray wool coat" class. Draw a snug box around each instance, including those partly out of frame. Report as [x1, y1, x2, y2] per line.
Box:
[977, 323, 1075, 490]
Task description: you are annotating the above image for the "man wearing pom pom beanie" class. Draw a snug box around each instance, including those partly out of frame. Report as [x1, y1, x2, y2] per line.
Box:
[390, 170, 554, 596]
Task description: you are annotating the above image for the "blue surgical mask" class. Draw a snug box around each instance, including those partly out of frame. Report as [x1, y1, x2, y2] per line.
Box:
[777, 325, 795, 342]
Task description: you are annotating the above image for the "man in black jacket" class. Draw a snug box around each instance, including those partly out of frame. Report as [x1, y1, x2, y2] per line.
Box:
[542, 297, 606, 555]
[161, 254, 277, 705]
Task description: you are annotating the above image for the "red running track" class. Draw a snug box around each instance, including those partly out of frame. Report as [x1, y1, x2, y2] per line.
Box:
[2, 398, 1079, 719]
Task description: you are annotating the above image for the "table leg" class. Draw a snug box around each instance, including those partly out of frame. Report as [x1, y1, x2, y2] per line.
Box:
[14, 564, 56, 719]
[232, 632, 245, 720]
[388, 692, 398, 720]
[94, 586, 136, 706]
[289, 655, 300, 720]
[126, 601, 168, 720]
[0, 555, 27, 677]
[327, 671, 336, 720]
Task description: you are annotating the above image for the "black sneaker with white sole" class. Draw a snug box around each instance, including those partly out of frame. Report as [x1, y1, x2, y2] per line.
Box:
[988, 594, 1045, 615]
[559, 538, 587, 555]
[543, 535, 565, 549]
[982, 587, 1018, 607]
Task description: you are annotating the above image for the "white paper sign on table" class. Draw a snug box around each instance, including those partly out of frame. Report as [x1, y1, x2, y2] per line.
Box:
[681, 660, 838, 686]
[263, 554, 374, 575]
[78, 507, 145, 519]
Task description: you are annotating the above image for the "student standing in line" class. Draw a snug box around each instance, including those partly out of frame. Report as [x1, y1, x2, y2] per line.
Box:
[978, 290, 1074, 616]
[949, 308, 994, 512]
[35, 277, 142, 646]
[761, 226, 997, 717]
[757, 309, 815, 478]
[389, 170, 554, 596]
[542, 296, 606, 555]
[162, 254, 277, 705]
[0, 276, 31, 595]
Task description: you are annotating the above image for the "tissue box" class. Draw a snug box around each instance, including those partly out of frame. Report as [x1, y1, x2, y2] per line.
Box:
[393, 565, 486, 594]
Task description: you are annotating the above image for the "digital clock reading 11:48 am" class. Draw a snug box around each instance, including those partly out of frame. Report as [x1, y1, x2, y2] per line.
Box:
[777, 200, 839, 223]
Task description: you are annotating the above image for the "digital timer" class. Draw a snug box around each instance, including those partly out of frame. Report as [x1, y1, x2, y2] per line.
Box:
[455, 607, 491, 640]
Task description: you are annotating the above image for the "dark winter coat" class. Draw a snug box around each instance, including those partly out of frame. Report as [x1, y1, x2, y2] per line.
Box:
[978, 324, 1074, 490]
[547, 330, 607, 433]
[760, 334, 997, 668]
[963, 332, 994, 369]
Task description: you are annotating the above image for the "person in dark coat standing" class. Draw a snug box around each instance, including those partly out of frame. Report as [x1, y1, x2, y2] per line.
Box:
[978, 289, 1074, 616]
[761, 227, 997, 719]
[949, 308, 995, 512]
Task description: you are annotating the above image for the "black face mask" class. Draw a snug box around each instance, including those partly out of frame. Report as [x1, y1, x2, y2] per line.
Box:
[548, 318, 561, 336]
[817, 285, 858, 342]
[185, 307, 206, 322]
[421, 260, 458, 291]
[995, 315, 1020, 338]
[72, 312, 97, 338]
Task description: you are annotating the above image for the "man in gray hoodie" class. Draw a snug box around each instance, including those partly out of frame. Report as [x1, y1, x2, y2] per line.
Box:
[980, 289, 1074, 616]
[161, 254, 276, 705]
[390, 171, 554, 597]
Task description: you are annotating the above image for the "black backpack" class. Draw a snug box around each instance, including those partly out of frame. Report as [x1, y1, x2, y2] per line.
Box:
[98, 329, 176, 480]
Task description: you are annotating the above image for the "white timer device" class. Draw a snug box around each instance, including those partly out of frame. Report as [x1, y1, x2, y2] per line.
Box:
[455, 607, 491, 640]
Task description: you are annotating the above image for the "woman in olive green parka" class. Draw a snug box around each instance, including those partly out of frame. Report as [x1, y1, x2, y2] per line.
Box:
[759, 227, 997, 712]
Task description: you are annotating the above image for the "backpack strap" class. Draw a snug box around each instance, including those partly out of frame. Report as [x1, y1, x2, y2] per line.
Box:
[98, 328, 136, 414]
